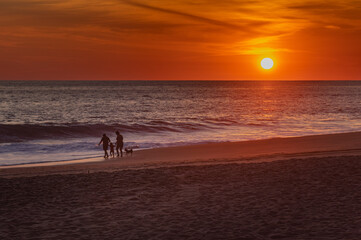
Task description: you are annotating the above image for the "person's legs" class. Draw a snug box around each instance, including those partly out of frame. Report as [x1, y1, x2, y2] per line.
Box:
[103, 146, 109, 158]
[116, 146, 120, 157]
[117, 144, 123, 157]
[120, 144, 123, 157]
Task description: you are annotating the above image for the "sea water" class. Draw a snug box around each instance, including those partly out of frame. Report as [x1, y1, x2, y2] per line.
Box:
[1, 81, 361, 165]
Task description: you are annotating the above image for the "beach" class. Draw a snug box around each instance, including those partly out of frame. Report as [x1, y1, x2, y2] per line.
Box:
[1, 132, 361, 239]
[2, 0, 361, 238]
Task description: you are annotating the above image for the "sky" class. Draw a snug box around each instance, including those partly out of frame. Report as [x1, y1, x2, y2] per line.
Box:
[0, 0, 360, 80]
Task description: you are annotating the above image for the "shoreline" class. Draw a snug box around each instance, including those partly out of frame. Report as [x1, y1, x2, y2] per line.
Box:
[2, 129, 358, 164]
[1, 131, 361, 178]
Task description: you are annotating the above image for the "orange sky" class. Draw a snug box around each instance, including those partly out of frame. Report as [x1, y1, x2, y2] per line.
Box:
[0, 0, 360, 80]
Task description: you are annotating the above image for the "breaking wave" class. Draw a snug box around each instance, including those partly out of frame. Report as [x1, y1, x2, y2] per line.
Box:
[0, 122, 220, 143]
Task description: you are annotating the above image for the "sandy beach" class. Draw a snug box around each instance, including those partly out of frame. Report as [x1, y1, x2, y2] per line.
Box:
[1, 132, 361, 239]
[2, 0, 361, 238]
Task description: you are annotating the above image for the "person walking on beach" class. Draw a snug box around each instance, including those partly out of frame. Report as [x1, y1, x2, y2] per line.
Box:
[98, 133, 111, 158]
[109, 142, 115, 158]
[115, 131, 123, 157]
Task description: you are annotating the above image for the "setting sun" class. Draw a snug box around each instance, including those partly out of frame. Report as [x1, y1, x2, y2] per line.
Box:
[261, 58, 274, 70]
[1, 0, 361, 239]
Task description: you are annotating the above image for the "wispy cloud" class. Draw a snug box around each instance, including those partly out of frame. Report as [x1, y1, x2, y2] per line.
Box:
[122, 0, 241, 30]
[0, 0, 360, 79]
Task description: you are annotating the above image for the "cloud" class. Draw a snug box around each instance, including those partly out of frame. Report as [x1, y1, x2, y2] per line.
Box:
[288, 2, 340, 10]
[122, 0, 240, 29]
[0, 0, 110, 27]
[325, 25, 341, 30]
[287, 0, 361, 24]
[0, 0, 360, 79]
[0, 0, 360, 59]
[123, 0, 246, 30]
[121, 0, 272, 34]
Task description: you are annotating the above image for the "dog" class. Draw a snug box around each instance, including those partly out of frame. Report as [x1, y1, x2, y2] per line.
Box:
[124, 148, 133, 156]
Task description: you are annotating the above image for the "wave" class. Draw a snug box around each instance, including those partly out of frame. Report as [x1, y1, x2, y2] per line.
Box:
[0, 117, 275, 143]
[0, 122, 216, 143]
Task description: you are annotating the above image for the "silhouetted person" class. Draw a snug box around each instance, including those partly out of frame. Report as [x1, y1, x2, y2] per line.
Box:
[115, 131, 123, 157]
[109, 142, 115, 158]
[98, 134, 110, 158]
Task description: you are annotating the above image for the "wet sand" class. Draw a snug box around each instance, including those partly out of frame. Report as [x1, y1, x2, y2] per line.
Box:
[1, 131, 361, 177]
[1, 132, 361, 239]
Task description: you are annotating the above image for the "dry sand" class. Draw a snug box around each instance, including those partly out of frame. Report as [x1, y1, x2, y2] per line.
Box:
[1, 132, 361, 239]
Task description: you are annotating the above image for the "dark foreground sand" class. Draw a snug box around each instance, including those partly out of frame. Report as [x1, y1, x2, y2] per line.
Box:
[1, 155, 360, 240]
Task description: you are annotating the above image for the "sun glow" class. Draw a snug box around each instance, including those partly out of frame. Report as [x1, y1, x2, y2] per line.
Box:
[261, 58, 274, 70]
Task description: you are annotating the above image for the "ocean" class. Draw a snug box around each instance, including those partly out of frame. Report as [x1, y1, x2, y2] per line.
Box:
[1, 80, 361, 166]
